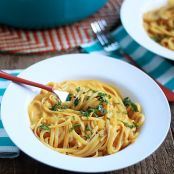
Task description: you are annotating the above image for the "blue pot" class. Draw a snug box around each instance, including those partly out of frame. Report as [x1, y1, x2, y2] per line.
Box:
[0, 0, 107, 29]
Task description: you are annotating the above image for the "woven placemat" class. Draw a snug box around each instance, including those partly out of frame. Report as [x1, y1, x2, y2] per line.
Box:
[0, 0, 123, 54]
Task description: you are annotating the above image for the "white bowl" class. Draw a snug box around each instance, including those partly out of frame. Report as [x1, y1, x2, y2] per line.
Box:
[120, 0, 174, 61]
[1, 54, 171, 172]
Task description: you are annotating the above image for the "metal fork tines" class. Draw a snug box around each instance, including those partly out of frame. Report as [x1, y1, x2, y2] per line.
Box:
[91, 20, 120, 52]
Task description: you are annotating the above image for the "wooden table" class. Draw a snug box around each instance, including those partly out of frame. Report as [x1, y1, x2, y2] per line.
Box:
[0, 50, 174, 174]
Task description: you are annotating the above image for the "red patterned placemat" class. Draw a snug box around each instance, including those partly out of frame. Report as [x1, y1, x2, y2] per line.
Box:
[0, 0, 123, 54]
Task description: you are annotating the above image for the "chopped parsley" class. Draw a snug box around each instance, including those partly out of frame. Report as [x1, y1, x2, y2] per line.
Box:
[85, 125, 93, 136]
[84, 135, 91, 139]
[66, 93, 73, 101]
[39, 123, 50, 131]
[81, 104, 107, 118]
[76, 87, 81, 92]
[74, 97, 80, 106]
[97, 92, 108, 103]
[97, 92, 111, 104]
[118, 120, 137, 129]
[80, 110, 91, 118]
[96, 104, 107, 115]
[50, 101, 68, 111]
[123, 97, 138, 112]
[70, 123, 81, 132]
[108, 95, 111, 99]
[50, 101, 62, 111]
[80, 108, 97, 117]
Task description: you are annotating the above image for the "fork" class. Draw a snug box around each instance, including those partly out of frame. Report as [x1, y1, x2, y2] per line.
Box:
[91, 20, 174, 102]
[0, 70, 69, 102]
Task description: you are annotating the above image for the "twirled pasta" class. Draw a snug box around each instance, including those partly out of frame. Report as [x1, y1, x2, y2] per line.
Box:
[143, 0, 174, 50]
[28, 80, 144, 157]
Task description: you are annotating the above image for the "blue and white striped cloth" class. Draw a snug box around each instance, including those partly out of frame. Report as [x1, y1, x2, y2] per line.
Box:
[0, 70, 20, 158]
[82, 26, 174, 92]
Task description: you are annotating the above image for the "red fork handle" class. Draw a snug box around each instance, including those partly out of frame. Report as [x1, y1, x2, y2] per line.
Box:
[0, 70, 53, 92]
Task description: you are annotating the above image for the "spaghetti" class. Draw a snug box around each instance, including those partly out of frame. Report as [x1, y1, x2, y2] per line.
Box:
[28, 80, 144, 157]
[143, 0, 174, 50]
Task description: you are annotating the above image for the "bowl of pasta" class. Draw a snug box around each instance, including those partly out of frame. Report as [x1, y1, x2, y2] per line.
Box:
[121, 0, 174, 61]
[1, 54, 171, 172]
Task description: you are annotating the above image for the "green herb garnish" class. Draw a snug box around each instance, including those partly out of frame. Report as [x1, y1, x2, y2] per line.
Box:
[85, 125, 93, 136]
[96, 104, 107, 115]
[123, 97, 138, 112]
[39, 124, 50, 131]
[74, 97, 80, 106]
[81, 110, 91, 117]
[80, 108, 95, 117]
[70, 123, 81, 132]
[84, 135, 91, 139]
[97, 92, 111, 104]
[76, 87, 81, 92]
[66, 93, 73, 101]
[97, 92, 107, 102]
[118, 120, 137, 129]
[50, 104, 58, 111]
[81, 104, 106, 118]
[50, 101, 62, 111]
[81, 108, 98, 118]
[50, 101, 68, 111]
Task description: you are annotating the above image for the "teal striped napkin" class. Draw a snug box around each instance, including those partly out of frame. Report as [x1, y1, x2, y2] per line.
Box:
[82, 26, 174, 92]
[0, 70, 20, 158]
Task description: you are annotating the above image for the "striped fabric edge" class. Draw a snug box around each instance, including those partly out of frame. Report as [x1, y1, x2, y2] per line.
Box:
[0, 146, 19, 158]
[0, 70, 22, 98]
[0, 70, 22, 158]
[81, 26, 174, 92]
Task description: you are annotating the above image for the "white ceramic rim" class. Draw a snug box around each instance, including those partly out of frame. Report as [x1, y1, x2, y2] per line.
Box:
[1, 54, 171, 173]
[120, 0, 174, 61]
